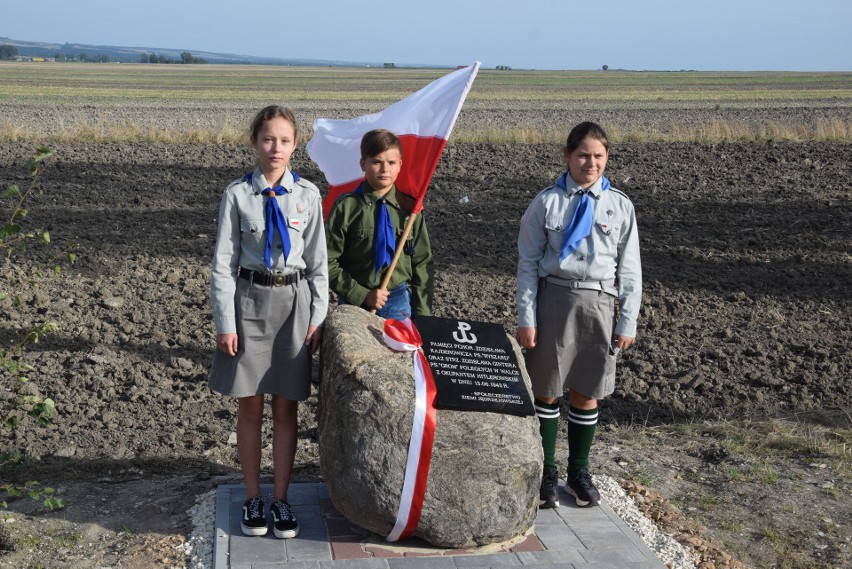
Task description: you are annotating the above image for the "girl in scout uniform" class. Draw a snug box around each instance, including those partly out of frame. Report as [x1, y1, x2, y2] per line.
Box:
[325, 128, 433, 320]
[516, 122, 642, 509]
[210, 106, 328, 539]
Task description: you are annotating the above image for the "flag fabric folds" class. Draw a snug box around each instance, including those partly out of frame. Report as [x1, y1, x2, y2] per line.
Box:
[307, 62, 480, 219]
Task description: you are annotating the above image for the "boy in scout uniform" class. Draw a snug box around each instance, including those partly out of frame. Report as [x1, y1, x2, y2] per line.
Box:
[325, 129, 434, 319]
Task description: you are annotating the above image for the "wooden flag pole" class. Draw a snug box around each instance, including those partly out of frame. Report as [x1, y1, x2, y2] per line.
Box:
[370, 212, 419, 314]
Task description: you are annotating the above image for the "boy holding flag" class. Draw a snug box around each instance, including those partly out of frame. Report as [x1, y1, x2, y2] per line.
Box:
[308, 64, 479, 319]
[325, 129, 433, 319]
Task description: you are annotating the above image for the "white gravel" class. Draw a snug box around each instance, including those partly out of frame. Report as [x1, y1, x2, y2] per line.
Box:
[180, 477, 697, 569]
[595, 475, 699, 569]
[182, 489, 216, 569]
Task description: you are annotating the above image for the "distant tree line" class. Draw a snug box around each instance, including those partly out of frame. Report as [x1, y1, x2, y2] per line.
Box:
[77, 53, 112, 63]
[0, 45, 208, 64]
[140, 51, 207, 64]
[0, 45, 18, 60]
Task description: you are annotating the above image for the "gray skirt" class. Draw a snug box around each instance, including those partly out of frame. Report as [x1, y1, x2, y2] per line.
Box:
[209, 276, 311, 400]
[523, 280, 618, 400]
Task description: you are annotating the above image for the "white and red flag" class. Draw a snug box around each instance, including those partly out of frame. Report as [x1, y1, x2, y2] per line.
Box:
[307, 62, 480, 219]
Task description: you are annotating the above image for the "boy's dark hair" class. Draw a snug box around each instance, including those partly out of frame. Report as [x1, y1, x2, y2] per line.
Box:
[250, 105, 298, 144]
[565, 121, 609, 153]
[361, 129, 402, 159]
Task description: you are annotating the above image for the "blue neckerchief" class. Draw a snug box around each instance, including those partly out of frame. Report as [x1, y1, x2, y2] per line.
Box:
[245, 171, 297, 269]
[355, 183, 395, 277]
[556, 173, 610, 260]
[263, 185, 291, 269]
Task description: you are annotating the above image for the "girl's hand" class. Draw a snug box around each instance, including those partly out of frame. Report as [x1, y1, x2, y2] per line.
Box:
[217, 333, 239, 356]
[516, 327, 537, 349]
[305, 325, 323, 355]
[612, 334, 635, 350]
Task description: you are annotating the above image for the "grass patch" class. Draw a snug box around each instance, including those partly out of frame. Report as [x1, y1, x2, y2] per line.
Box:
[8, 528, 82, 556]
[626, 466, 657, 487]
[1, 118, 849, 144]
[1, 63, 850, 143]
[654, 416, 852, 464]
[0, 117, 247, 144]
[672, 490, 719, 511]
[723, 459, 780, 484]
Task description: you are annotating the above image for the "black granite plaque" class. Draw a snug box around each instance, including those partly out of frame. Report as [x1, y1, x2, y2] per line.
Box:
[412, 315, 534, 416]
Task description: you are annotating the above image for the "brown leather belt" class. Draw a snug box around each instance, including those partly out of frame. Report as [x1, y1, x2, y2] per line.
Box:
[239, 268, 303, 287]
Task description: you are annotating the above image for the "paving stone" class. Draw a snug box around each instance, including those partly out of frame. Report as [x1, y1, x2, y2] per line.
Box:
[513, 564, 577, 569]
[530, 523, 584, 551]
[321, 559, 391, 569]
[509, 534, 545, 553]
[516, 549, 586, 565]
[214, 483, 667, 569]
[230, 533, 288, 563]
[330, 538, 371, 560]
[286, 537, 334, 562]
[580, 546, 657, 563]
[533, 508, 567, 526]
[387, 557, 458, 568]
[253, 561, 321, 569]
[451, 553, 523, 567]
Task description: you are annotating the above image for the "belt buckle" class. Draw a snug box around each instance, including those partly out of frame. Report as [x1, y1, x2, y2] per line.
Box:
[273, 274, 286, 287]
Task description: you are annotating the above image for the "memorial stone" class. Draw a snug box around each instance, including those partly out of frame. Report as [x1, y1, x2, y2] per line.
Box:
[319, 305, 542, 548]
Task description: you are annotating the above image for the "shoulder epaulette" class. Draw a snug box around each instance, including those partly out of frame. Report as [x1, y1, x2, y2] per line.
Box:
[225, 175, 248, 190]
[608, 187, 631, 200]
[326, 190, 364, 216]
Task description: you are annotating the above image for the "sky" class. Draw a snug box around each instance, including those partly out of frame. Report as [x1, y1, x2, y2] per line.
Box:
[2, 0, 850, 71]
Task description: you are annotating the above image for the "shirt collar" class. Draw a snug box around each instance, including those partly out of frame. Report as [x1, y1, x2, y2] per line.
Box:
[555, 172, 605, 198]
[250, 167, 297, 195]
[358, 181, 400, 209]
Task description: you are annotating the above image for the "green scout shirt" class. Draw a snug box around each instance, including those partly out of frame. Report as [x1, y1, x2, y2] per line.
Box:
[326, 183, 434, 316]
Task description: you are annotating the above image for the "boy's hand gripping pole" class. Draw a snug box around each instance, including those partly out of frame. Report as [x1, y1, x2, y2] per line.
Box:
[371, 212, 418, 315]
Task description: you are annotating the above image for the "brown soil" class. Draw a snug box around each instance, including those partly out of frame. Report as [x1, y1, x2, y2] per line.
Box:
[0, 140, 850, 568]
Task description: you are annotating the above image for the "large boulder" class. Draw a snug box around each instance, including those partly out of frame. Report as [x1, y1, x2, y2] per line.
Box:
[319, 305, 542, 548]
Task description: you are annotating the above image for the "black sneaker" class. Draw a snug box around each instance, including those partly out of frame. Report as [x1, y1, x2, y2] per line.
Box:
[566, 469, 601, 507]
[539, 466, 560, 508]
[241, 495, 268, 536]
[270, 498, 300, 539]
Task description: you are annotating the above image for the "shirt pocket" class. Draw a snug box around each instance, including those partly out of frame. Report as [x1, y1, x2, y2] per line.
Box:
[240, 217, 265, 247]
[592, 214, 623, 256]
[353, 221, 372, 241]
[544, 215, 566, 253]
[287, 216, 304, 233]
[400, 220, 416, 255]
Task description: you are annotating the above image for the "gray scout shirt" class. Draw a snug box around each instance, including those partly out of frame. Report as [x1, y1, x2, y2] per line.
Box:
[211, 167, 329, 334]
[516, 174, 642, 336]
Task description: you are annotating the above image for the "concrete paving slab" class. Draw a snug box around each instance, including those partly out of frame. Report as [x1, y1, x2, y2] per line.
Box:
[214, 483, 666, 569]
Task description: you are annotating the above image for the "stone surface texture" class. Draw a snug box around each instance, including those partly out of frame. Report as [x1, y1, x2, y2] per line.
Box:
[319, 305, 542, 548]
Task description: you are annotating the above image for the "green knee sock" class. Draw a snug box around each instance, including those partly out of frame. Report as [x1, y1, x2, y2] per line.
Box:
[535, 399, 560, 470]
[567, 405, 598, 478]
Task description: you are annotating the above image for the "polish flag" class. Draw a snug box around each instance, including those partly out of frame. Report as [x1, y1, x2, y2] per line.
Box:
[307, 62, 480, 219]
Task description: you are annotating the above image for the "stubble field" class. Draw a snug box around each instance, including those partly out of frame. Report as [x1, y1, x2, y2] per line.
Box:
[0, 64, 850, 569]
